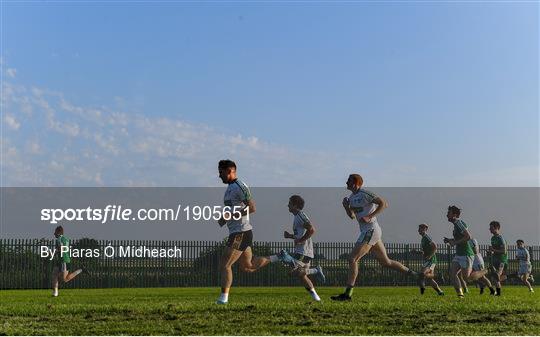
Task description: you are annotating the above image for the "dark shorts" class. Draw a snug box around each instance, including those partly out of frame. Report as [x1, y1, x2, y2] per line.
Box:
[492, 260, 507, 273]
[226, 230, 253, 251]
[292, 253, 313, 264]
[55, 261, 68, 272]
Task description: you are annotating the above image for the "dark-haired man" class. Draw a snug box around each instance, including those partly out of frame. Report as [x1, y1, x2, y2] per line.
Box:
[516, 239, 534, 293]
[444, 205, 487, 297]
[52, 226, 83, 297]
[489, 221, 508, 296]
[216, 160, 279, 304]
[417, 223, 444, 296]
[280, 194, 325, 301]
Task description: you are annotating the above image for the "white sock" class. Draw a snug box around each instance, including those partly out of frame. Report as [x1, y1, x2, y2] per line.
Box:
[218, 293, 229, 302]
[73, 269, 82, 276]
[309, 289, 320, 301]
[269, 255, 280, 263]
[53, 288, 58, 296]
[305, 268, 318, 275]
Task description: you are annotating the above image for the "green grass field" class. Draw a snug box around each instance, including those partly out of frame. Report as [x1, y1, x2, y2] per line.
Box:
[1, 287, 538, 335]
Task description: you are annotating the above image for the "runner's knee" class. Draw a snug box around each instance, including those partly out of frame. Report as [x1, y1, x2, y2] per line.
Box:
[381, 259, 392, 267]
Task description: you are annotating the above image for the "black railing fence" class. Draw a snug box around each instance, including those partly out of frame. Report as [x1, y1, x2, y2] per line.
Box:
[1, 239, 538, 289]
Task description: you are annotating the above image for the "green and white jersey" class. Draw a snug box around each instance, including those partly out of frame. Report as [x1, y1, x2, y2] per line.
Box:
[223, 179, 252, 234]
[516, 247, 530, 266]
[55, 235, 71, 263]
[491, 234, 508, 263]
[348, 188, 380, 231]
[421, 234, 437, 264]
[292, 210, 314, 258]
[469, 238, 484, 262]
[452, 219, 474, 257]
[469, 238, 480, 255]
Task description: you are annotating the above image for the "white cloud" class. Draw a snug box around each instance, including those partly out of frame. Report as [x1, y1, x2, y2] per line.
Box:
[1, 77, 537, 187]
[6, 68, 16, 78]
[3, 80, 363, 186]
[25, 141, 42, 154]
[4, 114, 20, 130]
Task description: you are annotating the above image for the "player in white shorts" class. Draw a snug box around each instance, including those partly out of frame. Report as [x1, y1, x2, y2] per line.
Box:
[278, 195, 326, 301]
[458, 238, 495, 295]
[444, 206, 488, 297]
[516, 239, 534, 292]
[331, 174, 417, 301]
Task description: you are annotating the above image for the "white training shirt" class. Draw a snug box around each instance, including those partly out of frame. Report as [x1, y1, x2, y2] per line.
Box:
[348, 188, 380, 232]
[223, 179, 253, 234]
[292, 210, 314, 258]
[517, 247, 531, 265]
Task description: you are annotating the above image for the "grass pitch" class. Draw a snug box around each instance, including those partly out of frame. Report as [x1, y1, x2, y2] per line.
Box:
[0, 287, 538, 335]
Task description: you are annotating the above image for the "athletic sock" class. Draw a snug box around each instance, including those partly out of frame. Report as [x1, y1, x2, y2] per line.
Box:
[344, 286, 354, 297]
[496, 287, 501, 296]
[53, 288, 58, 297]
[306, 288, 321, 301]
[305, 268, 318, 275]
[73, 269, 82, 277]
[269, 255, 280, 263]
[218, 292, 229, 303]
[420, 287, 425, 295]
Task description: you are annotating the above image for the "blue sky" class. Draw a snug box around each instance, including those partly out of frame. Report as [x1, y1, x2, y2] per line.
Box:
[1, 2, 538, 187]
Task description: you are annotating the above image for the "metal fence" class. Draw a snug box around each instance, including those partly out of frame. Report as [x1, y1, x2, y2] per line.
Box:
[1, 239, 538, 289]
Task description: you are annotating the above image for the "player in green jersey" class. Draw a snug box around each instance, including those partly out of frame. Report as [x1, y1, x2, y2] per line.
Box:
[52, 226, 83, 297]
[458, 238, 495, 295]
[444, 206, 487, 297]
[416, 223, 444, 295]
[488, 221, 508, 296]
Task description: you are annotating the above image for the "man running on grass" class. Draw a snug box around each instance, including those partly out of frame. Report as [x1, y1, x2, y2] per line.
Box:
[516, 239, 534, 293]
[460, 238, 495, 295]
[52, 226, 83, 297]
[279, 195, 325, 301]
[416, 223, 444, 296]
[444, 205, 487, 298]
[215, 159, 279, 304]
[331, 174, 417, 301]
[488, 221, 508, 296]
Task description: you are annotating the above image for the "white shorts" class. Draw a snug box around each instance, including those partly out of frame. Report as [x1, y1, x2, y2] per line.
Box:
[472, 254, 485, 271]
[356, 225, 382, 246]
[518, 263, 532, 275]
[453, 255, 473, 270]
[422, 260, 436, 271]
